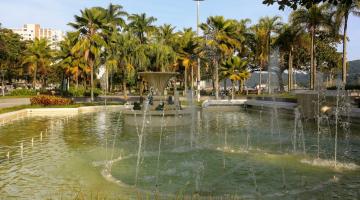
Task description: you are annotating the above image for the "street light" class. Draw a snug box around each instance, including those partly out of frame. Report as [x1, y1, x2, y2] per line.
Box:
[194, 0, 204, 102]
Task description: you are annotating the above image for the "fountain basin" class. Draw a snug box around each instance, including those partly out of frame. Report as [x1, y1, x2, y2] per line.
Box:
[122, 109, 192, 127]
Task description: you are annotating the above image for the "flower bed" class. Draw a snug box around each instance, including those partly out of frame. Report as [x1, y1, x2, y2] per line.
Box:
[30, 95, 73, 106]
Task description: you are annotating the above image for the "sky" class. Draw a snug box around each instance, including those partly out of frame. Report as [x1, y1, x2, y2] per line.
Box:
[0, 0, 359, 60]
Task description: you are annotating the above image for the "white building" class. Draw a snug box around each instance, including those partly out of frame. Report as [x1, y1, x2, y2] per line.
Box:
[11, 24, 64, 47]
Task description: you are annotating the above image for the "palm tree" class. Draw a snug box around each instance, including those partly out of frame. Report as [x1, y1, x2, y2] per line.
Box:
[112, 32, 147, 99]
[291, 4, 332, 89]
[156, 24, 177, 46]
[252, 24, 268, 94]
[200, 16, 239, 99]
[57, 31, 84, 89]
[333, 0, 360, 83]
[258, 16, 282, 93]
[127, 13, 157, 44]
[221, 56, 250, 99]
[68, 7, 107, 101]
[23, 38, 53, 89]
[103, 4, 128, 93]
[176, 28, 201, 95]
[275, 23, 309, 91]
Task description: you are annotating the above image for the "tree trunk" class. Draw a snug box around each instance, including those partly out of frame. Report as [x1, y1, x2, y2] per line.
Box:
[310, 28, 315, 90]
[231, 81, 235, 100]
[123, 68, 128, 99]
[277, 69, 285, 92]
[215, 59, 219, 99]
[33, 66, 37, 89]
[184, 68, 188, 96]
[191, 65, 194, 97]
[258, 63, 262, 95]
[90, 59, 94, 102]
[288, 48, 293, 92]
[240, 80, 244, 93]
[268, 36, 272, 94]
[342, 13, 348, 84]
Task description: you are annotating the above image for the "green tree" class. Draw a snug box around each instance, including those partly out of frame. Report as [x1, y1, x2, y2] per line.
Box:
[201, 16, 239, 99]
[23, 38, 53, 89]
[263, 0, 355, 10]
[221, 56, 250, 99]
[291, 4, 332, 89]
[69, 7, 107, 101]
[275, 23, 309, 91]
[258, 16, 282, 93]
[333, 0, 360, 83]
[127, 13, 157, 44]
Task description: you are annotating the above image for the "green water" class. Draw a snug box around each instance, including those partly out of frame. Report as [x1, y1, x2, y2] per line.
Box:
[0, 109, 359, 199]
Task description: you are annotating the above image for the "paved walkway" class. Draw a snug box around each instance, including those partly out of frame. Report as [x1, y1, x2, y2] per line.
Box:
[0, 98, 30, 109]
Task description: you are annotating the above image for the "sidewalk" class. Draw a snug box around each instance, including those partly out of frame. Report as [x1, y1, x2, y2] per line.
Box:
[0, 98, 30, 108]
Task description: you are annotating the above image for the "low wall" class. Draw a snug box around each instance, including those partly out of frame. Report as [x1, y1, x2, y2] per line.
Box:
[0, 105, 127, 125]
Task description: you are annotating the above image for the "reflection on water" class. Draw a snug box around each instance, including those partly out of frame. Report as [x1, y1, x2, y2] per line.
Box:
[0, 109, 359, 199]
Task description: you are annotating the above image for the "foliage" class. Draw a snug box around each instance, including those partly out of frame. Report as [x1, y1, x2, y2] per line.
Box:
[263, 0, 355, 10]
[8, 89, 37, 96]
[68, 86, 86, 97]
[30, 95, 73, 106]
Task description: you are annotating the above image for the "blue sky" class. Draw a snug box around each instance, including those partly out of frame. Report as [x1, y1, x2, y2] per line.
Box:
[0, 0, 359, 60]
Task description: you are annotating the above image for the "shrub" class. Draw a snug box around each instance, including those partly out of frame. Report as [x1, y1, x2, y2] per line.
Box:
[9, 89, 37, 96]
[84, 88, 102, 97]
[327, 84, 360, 90]
[68, 86, 86, 97]
[30, 95, 73, 106]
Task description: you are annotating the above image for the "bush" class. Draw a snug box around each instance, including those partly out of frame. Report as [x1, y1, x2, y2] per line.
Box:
[30, 95, 73, 106]
[68, 86, 86, 97]
[84, 88, 102, 97]
[327, 84, 360, 90]
[9, 89, 37, 96]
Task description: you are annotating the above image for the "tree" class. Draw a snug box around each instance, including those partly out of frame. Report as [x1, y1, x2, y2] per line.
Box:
[0, 28, 26, 88]
[291, 4, 332, 89]
[23, 38, 53, 89]
[275, 23, 309, 91]
[103, 4, 128, 93]
[176, 28, 201, 95]
[333, 0, 360, 83]
[263, 0, 355, 10]
[127, 13, 157, 44]
[201, 16, 239, 99]
[69, 7, 107, 101]
[258, 16, 282, 93]
[57, 31, 85, 89]
[221, 56, 250, 99]
[252, 23, 268, 93]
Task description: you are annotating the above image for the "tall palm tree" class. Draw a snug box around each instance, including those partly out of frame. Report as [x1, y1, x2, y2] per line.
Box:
[156, 24, 177, 46]
[221, 56, 250, 99]
[291, 4, 332, 89]
[127, 13, 157, 44]
[57, 31, 85, 89]
[252, 24, 268, 94]
[176, 28, 201, 95]
[103, 4, 128, 93]
[275, 23, 309, 91]
[333, 0, 360, 83]
[68, 7, 107, 101]
[200, 16, 239, 99]
[112, 32, 147, 99]
[23, 38, 53, 89]
[258, 16, 282, 93]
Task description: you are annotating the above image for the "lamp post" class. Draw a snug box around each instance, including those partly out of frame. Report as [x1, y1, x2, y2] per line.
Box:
[194, 0, 204, 102]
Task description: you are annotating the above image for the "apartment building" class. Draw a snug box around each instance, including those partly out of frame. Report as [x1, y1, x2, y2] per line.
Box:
[11, 24, 64, 46]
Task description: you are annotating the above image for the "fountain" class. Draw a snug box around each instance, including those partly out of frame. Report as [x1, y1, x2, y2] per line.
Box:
[122, 72, 191, 127]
